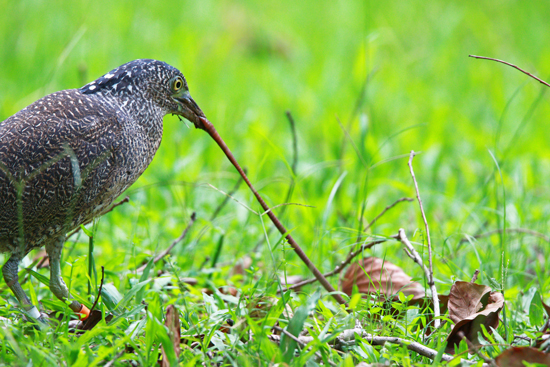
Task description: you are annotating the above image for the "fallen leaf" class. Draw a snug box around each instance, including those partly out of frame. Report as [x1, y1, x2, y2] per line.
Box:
[445, 281, 504, 354]
[219, 286, 238, 297]
[495, 347, 550, 367]
[448, 281, 492, 324]
[341, 257, 425, 301]
[231, 255, 252, 276]
[201, 286, 238, 297]
[161, 305, 181, 367]
[438, 293, 450, 314]
[218, 318, 234, 334]
[181, 277, 197, 286]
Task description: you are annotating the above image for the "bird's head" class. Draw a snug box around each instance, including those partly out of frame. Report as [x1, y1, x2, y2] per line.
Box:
[80, 59, 206, 129]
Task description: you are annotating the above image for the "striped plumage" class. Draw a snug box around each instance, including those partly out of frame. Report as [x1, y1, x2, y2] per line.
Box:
[0, 59, 205, 321]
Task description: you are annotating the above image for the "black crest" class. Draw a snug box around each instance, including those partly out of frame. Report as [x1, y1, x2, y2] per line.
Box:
[80, 59, 177, 95]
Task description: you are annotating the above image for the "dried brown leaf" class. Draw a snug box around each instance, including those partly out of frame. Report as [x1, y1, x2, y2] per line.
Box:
[181, 277, 197, 286]
[341, 257, 425, 301]
[231, 255, 252, 276]
[201, 285, 238, 297]
[161, 305, 181, 367]
[219, 286, 238, 297]
[495, 347, 550, 367]
[448, 281, 492, 324]
[445, 281, 504, 354]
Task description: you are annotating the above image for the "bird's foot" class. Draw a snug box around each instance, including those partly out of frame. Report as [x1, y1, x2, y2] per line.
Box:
[22, 307, 54, 329]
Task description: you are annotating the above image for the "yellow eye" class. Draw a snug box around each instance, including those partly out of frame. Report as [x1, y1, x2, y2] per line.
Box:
[173, 77, 183, 91]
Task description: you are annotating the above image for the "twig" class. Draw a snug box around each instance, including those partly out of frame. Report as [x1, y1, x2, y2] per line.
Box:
[471, 269, 480, 283]
[540, 318, 550, 334]
[272, 325, 337, 367]
[200, 117, 347, 305]
[135, 213, 196, 273]
[272, 325, 306, 346]
[36, 254, 49, 269]
[103, 196, 130, 214]
[394, 229, 440, 328]
[206, 183, 258, 214]
[407, 151, 439, 328]
[89, 266, 105, 314]
[67, 196, 130, 238]
[460, 228, 550, 243]
[512, 335, 532, 345]
[279, 239, 387, 293]
[270, 327, 469, 364]
[457, 331, 495, 365]
[470, 269, 479, 283]
[252, 112, 299, 252]
[364, 197, 414, 233]
[209, 173, 245, 221]
[354, 197, 413, 249]
[469, 55, 550, 88]
[104, 350, 125, 367]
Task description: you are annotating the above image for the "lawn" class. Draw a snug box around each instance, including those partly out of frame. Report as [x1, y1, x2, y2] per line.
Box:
[1, 0, 549, 365]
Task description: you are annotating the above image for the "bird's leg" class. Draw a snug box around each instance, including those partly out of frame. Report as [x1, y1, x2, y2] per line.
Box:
[45, 238, 90, 320]
[2, 254, 42, 319]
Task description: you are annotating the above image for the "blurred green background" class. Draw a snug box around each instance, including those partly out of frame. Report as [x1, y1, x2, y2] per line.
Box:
[1, 0, 549, 324]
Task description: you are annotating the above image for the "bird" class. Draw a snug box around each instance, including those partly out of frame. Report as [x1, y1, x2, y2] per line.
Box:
[0, 59, 206, 322]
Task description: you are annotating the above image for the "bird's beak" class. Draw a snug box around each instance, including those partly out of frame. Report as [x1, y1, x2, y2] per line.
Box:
[175, 94, 207, 129]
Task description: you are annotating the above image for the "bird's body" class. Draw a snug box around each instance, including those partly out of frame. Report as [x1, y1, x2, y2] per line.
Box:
[0, 59, 205, 321]
[0, 87, 162, 255]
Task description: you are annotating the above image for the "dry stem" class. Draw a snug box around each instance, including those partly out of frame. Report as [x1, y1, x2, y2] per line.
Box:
[457, 331, 495, 365]
[200, 117, 346, 305]
[269, 326, 486, 364]
[253, 111, 299, 252]
[272, 325, 338, 367]
[407, 151, 439, 328]
[279, 238, 387, 293]
[353, 196, 413, 248]
[469, 55, 550, 88]
[364, 197, 413, 233]
[210, 174, 245, 221]
[135, 212, 196, 273]
[89, 266, 105, 314]
[471, 269, 480, 283]
[395, 229, 440, 328]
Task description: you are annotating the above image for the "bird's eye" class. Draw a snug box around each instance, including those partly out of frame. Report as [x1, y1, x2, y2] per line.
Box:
[172, 77, 184, 91]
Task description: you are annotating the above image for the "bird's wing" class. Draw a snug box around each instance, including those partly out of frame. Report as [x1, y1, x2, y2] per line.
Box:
[0, 89, 123, 241]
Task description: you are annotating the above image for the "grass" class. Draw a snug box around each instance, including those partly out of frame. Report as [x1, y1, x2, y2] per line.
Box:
[1, 0, 550, 365]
